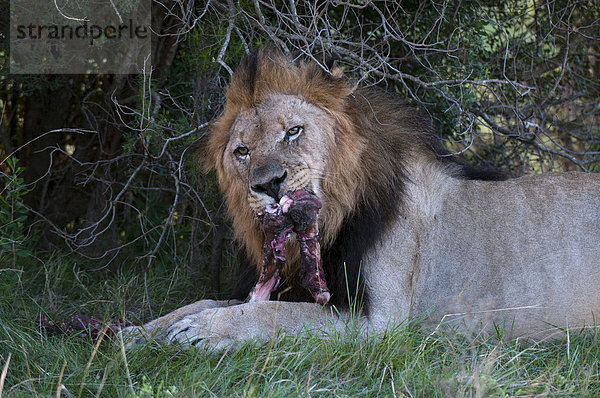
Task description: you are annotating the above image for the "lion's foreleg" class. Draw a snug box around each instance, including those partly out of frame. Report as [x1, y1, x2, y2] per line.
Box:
[123, 299, 241, 344]
[166, 301, 354, 350]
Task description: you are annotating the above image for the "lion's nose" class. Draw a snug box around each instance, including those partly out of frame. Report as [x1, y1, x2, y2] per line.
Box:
[251, 170, 287, 199]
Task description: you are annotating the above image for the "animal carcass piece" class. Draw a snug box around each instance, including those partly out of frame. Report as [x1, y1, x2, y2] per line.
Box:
[249, 189, 331, 304]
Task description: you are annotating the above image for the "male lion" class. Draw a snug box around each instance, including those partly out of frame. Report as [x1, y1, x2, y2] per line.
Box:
[130, 48, 600, 349]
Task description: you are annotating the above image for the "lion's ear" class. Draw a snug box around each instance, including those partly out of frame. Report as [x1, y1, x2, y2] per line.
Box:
[330, 66, 343, 79]
[323, 54, 343, 79]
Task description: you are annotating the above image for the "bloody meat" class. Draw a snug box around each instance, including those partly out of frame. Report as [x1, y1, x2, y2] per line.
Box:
[249, 189, 331, 304]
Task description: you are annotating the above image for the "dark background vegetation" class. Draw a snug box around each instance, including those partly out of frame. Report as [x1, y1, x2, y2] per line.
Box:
[1, 0, 599, 317]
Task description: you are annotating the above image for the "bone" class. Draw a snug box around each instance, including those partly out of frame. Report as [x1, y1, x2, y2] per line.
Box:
[248, 202, 293, 302]
[249, 189, 330, 304]
[36, 314, 136, 337]
[285, 190, 330, 304]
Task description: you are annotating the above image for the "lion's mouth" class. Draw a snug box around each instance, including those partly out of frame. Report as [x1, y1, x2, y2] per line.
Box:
[248, 189, 331, 304]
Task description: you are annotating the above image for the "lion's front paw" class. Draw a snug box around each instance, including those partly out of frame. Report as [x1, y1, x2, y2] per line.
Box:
[163, 301, 337, 350]
[166, 308, 239, 350]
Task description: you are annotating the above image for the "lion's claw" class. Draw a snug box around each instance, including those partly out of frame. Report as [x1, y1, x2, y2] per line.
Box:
[165, 309, 238, 351]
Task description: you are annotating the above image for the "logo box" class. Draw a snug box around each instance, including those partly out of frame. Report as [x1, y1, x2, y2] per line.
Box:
[10, 0, 151, 74]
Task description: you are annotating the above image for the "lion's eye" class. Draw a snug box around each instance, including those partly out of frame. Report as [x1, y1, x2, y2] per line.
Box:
[285, 125, 303, 140]
[234, 146, 249, 157]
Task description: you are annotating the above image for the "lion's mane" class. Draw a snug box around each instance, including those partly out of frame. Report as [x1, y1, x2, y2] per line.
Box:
[203, 48, 504, 307]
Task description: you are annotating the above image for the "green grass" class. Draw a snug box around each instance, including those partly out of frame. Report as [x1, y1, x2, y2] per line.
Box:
[1, 254, 599, 397]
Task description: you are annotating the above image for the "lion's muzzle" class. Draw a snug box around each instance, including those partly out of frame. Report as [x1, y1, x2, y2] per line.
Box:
[250, 160, 288, 200]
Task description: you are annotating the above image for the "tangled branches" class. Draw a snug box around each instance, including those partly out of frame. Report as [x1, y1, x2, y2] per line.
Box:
[199, 0, 599, 173]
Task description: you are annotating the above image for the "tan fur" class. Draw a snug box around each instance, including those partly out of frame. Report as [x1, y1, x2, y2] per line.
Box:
[126, 50, 600, 349]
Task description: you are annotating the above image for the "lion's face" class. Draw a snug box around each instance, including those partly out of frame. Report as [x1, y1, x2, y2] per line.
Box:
[222, 93, 336, 212]
[206, 49, 365, 267]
